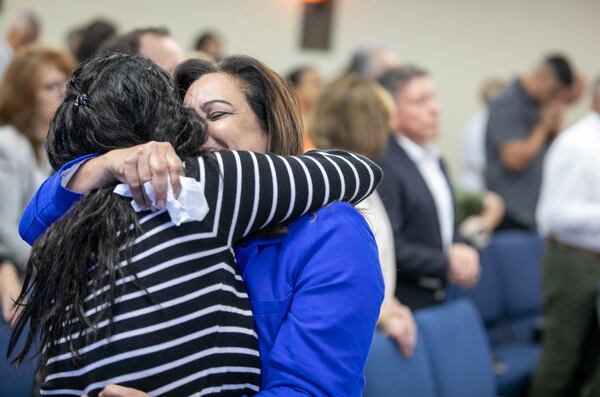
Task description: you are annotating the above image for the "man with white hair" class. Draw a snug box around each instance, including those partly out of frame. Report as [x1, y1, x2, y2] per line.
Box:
[0, 12, 40, 77]
[532, 77, 600, 397]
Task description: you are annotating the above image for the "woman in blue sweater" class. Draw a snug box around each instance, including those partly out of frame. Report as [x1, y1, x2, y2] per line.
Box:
[20, 56, 384, 396]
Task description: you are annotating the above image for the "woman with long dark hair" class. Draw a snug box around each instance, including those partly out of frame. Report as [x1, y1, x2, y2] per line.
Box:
[9, 53, 381, 396]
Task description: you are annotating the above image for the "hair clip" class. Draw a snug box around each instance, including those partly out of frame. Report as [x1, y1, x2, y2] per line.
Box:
[74, 94, 90, 108]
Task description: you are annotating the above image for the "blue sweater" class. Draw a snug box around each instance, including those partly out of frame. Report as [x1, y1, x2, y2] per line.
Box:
[19, 160, 384, 397]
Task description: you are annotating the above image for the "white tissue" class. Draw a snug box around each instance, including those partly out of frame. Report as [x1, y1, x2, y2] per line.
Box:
[113, 176, 209, 226]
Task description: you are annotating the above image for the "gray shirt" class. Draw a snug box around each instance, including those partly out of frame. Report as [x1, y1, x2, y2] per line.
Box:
[0, 125, 50, 271]
[485, 79, 547, 229]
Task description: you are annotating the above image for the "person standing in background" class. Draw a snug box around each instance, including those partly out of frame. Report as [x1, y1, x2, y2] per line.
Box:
[461, 78, 504, 193]
[0, 12, 40, 78]
[286, 66, 323, 151]
[194, 30, 224, 61]
[458, 78, 506, 247]
[0, 46, 74, 323]
[346, 46, 401, 80]
[103, 27, 184, 76]
[485, 54, 575, 231]
[65, 27, 83, 60]
[377, 65, 480, 311]
[532, 77, 600, 397]
[310, 74, 417, 357]
[74, 19, 117, 63]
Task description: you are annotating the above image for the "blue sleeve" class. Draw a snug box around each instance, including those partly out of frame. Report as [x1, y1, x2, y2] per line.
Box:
[258, 204, 384, 397]
[19, 154, 98, 245]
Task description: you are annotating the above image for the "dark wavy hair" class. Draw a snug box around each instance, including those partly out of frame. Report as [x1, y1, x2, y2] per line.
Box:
[8, 53, 207, 374]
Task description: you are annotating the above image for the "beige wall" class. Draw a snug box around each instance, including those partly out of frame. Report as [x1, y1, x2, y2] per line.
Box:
[2, 0, 599, 179]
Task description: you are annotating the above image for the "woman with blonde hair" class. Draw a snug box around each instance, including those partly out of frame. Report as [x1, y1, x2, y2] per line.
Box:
[310, 74, 417, 357]
[0, 46, 74, 323]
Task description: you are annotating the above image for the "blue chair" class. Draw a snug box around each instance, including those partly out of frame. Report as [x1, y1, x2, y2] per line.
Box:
[492, 231, 545, 343]
[416, 299, 496, 397]
[0, 317, 37, 396]
[455, 246, 505, 345]
[493, 343, 540, 396]
[451, 231, 545, 396]
[489, 232, 543, 396]
[364, 331, 438, 397]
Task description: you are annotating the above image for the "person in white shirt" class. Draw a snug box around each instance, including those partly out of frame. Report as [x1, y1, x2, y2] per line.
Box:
[449, 79, 507, 247]
[0, 12, 40, 78]
[532, 77, 600, 397]
[461, 78, 504, 193]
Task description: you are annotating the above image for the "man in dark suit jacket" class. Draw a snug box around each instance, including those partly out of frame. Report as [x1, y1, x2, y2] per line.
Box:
[377, 65, 480, 310]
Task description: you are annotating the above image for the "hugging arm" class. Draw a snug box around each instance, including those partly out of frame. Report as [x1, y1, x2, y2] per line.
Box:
[201, 149, 382, 245]
[19, 145, 382, 246]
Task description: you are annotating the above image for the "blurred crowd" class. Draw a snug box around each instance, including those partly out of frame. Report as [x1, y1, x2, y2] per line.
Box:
[0, 10, 598, 397]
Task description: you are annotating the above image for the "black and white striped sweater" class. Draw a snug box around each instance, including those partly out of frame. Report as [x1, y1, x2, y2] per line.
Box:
[41, 150, 382, 397]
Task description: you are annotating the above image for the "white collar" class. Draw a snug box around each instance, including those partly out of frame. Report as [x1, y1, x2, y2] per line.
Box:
[396, 135, 439, 164]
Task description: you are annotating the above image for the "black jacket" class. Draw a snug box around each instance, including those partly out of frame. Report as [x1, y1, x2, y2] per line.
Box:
[377, 136, 461, 310]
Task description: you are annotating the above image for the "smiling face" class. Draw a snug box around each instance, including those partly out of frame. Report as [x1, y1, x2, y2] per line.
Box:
[183, 72, 269, 152]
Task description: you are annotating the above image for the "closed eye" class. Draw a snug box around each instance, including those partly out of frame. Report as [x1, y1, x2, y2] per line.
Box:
[207, 111, 228, 121]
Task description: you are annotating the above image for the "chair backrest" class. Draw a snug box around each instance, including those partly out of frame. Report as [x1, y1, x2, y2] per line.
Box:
[364, 331, 438, 397]
[0, 318, 36, 396]
[491, 231, 544, 342]
[416, 299, 496, 397]
[454, 246, 505, 345]
[452, 231, 545, 345]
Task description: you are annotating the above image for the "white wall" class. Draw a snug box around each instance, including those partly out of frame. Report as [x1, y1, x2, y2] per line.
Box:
[2, 0, 599, 178]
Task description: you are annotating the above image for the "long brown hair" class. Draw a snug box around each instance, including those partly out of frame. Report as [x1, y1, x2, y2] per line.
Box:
[0, 46, 74, 160]
[175, 55, 304, 156]
[310, 74, 393, 159]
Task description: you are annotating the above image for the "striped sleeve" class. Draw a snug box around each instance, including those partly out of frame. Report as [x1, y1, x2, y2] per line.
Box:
[195, 149, 383, 246]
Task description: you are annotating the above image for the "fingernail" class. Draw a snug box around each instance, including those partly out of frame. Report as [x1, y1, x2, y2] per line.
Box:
[157, 200, 165, 209]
